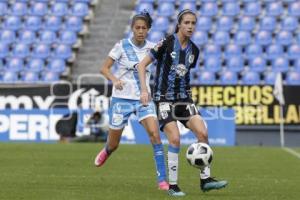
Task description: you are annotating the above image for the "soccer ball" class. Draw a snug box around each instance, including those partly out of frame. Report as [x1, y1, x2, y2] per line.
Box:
[186, 142, 213, 169]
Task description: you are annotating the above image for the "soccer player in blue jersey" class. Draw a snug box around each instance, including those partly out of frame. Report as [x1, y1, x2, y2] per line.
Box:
[138, 9, 228, 196]
[94, 11, 169, 190]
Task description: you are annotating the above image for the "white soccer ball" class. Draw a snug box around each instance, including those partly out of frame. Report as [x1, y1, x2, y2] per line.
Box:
[186, 142, 213, 169]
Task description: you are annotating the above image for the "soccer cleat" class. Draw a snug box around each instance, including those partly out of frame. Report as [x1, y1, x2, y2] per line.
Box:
[168, 184, 186, 196]
[200, 177, 228, 192]
[158, 181, 169, 191]
[94, 148, 109, 167]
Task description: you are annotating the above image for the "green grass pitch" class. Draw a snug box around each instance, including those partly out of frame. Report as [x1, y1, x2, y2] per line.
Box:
[0, 143, 299, 200]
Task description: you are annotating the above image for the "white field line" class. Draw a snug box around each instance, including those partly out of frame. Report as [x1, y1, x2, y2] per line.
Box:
[282, 147, 300, 159]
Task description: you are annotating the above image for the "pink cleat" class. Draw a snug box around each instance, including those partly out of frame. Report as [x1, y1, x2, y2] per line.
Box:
[158, 181, 169, 191]
[94, 148, 109, 167]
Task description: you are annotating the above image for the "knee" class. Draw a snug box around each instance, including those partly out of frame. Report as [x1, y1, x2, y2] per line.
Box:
[169, 136, 180, 147]
[148, 129, 161, 144]
[197, 128, 208, 143]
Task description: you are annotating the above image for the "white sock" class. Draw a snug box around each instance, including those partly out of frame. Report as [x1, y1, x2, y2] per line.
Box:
[200, 165, 211, 180]
[168, 145, 180, 185]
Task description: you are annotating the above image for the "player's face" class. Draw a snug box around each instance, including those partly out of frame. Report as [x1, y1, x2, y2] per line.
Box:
[132, 19, 149, 43]
[178, 14, 196, 38]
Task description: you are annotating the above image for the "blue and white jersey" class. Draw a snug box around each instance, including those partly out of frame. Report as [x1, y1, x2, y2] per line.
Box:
[109, 38, 155, 100]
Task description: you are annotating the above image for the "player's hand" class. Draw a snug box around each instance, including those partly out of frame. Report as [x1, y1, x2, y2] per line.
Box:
[113, 79, 124, 90]
[140, 91, 149, 106]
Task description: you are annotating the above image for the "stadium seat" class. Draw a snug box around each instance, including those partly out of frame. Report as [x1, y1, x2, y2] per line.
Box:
[204, 44, 221, 58]
[39, 30, 57, 44]
[244, 2, 261, 16]
[281, 16, 298, 31]
[294, 59, 300, 71]
[286, 71, 300, 85]
[196, 17, 212, 31]
[64, 16, 83, 32]
[241, 71, 260, 85]
[47, 59, 66, 73]
[26, 58, 45, 72]
[245, 44, 263, 59]
[0, 30, 16, 44]
[238, 16, 255, 31]
[224, 44, 241, 58]
[2, 71, 18, 82]
[213, 31, 230, 45]
[222, 2, 240, 16]
[31, 44, 50, 59]
[249, 57, 266, 72]
[272, 57, 289, 72]
[10, 2, 27, 16]
[148, 31, 164, 43]
[6, 58, 24, 72]
[259, 17, 276, 31]
[21, 71, 39, 82]
[51, 3, 69, 17]
[287, 44, 300, 59]
[18, 30, 36, 45]
[24, 16, 42, 31]
[59, 30, 77, 45]
[276, 31, 293, 45]
[30, 2, 48, 16]
[0, 43, 8, 58]
[0, 2, 7, 16]
[12, 43, 30, 58]
[157, 3, 175, 17]
[217, 16, 233, 31]
[226, 57, 244, 72]
[200, 2, 218, 16]
[219, 70, 238, 85]
[192, 31, 208, 46]
[152, 16, 169, 32]
[234, 31, 252, 45]
[266, 2, 283, 16]
[44, 16, 62, 31]
[139, 0, 155, 3]
[264, 71, 276, 85]
[204, 57, 221, 72]
[41, 71, 60, 82]
[52, 44, 72, 59]
[198, 71, 216, 85]
[135, 3, 153, 15]
[179, 2, 197, 12]
[266, 44, 283, 60]
[256, 31, 272, 45]
[288, 2, 300, 16]
[71, 3, 89, 17]
[3, 16, 22, 30]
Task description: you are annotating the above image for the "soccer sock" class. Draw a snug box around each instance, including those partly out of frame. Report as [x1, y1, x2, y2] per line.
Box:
[168, 145, 180, 185]
[152, 143, 167, 182]
[200, 165, 211, 180]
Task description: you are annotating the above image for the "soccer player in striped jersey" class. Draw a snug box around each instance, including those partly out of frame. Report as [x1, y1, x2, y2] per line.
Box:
[138, 9, 228, 196]
[94, 11, 169, 191]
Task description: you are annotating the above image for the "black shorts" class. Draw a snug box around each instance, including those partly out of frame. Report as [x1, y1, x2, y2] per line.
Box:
[154, 98, 200, 131]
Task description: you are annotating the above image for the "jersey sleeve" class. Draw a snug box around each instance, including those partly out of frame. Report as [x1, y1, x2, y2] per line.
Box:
[190, 46, 200, 68]
[149, 38, 167, 61]
[108, 40, 122, 61]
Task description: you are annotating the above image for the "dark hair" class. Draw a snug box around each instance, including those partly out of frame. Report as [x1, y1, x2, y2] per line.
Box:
[175, 9, 197, 33]
[131, 10, 153, 29]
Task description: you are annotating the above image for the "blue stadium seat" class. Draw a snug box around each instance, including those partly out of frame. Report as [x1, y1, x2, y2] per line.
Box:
[249, 57, 266, 72]
[41, 71, 59, 82]
[259, 16, 276, 31]
[294, 59, 300, 71]
[139, 0, 155, 3]
[256, 31, 272, 45]
[44, 16, 62, 31]
[286, 71, 300, 85]
[204, 44, 221, 58]
[272, 57, 289, 72]
[196, 17, 212, 31]
[26, 58, 45, 72]
[0, 30, 16, 44]
[224, 44, 241, 58]
[234, 31, 252, 45]
[31, 44, 50, 59]
[24, 16, 42, 31]
[47, 59, 66, 73]
[6, 58, 24, 72]
[0, 43, 8, 58]
[39, 30, 57, 44]
[288, 2, 300, 16]
[226, 57, 244, 72]
[157, 0, 176, 2]
[266, 2, 283, 16]
[21, 71, 39, 82]
[0, 2, 7, 16]
[12, 43, 30, 58]
[51, 3, 69, 17]
[179, 2, 197, 12]
[201, 2, 218, 16]
[59, 30, 77, 45]
[2, 71, 18, 82]
[64, 16, 83, 32]
[287, 44, 300, 59]
[217, 16, 233, 31]
[192, 31, 207, 46]
[241, 71, 260, 85]
[3, 16, 22, 30]
[71, 3, 89, 17]
[222, 2, 240, 16]
[244, 2, 261, 16]
[276, 31, 293, 45]
[18, 30, 36, 45]
[213, 31, 230, 45]
[148, 31, 164, 43]
[266, 44, 283, 60]
[281, 16, 298, 31]
[157, 3, 175, 17]
[238, 16, 255, 31]
[204, 57, 221, 72]
[220, 70, 238, 85]
[198, 71, 216, 85]
[10, 2, 27, 16]
[30, 2, 48, 16]
[264, 71, 276, 85]
[135, 3, 153, 14]
[52, 44, 72, 59]
[152, 16, 169, 32]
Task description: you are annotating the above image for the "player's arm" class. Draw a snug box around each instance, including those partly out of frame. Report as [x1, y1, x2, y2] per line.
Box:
[100, 56, 124, 90]
[137, 55, 153, 105]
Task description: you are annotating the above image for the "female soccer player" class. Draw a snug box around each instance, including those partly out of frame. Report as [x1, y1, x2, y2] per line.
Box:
[94, 11, 169, 191]
[138, 9, 228, 196]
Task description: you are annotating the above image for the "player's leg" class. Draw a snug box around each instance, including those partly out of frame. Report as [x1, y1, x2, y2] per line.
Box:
[186, 114, 228, 192]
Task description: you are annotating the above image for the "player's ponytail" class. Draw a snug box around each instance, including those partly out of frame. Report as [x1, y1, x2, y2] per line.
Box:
[131, 10, 153, 29]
